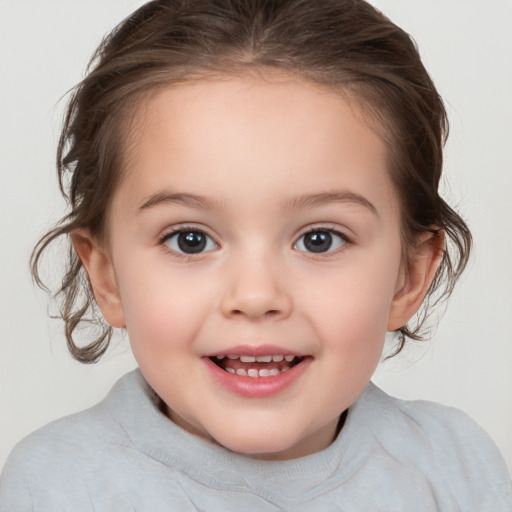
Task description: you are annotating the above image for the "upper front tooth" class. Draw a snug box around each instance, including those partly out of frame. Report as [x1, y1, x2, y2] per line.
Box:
[256, 355, 272, 363]
[225, 354, 296, 362]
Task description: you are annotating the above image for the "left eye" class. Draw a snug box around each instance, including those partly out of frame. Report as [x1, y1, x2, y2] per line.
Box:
[163, 230, 218, 254]
[294, 229, 346, 254]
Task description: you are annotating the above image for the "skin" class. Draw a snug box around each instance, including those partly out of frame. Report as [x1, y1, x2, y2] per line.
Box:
[74, 73, 440, 460]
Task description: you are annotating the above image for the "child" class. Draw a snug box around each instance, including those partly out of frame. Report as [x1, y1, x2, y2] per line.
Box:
[1, 0, 511, 510]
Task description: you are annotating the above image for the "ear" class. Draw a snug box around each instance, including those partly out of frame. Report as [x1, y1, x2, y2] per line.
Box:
[387, 230, 444, 332]
[71, 229, 126, 328]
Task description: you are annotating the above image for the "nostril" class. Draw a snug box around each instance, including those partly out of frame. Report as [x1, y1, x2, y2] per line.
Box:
[230, 308, 281, 318]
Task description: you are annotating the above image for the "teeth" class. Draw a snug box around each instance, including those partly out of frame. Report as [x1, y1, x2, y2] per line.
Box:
[245, 368, 288, 378]
[218, 354, 296, 362]
[228, 366, 293, 378]
[215, 352, 300, 377]
[256, 355, 272, 363]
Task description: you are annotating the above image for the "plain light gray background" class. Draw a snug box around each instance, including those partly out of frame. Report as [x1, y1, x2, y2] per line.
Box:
[1, 0, 511, 472]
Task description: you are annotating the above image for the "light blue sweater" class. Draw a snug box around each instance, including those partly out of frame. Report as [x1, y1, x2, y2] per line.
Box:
[1, 369, 511, 511]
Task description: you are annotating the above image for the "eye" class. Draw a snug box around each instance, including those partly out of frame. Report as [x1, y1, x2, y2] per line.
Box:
[162, 229, 218, 255]
[294, 229, 347, 254]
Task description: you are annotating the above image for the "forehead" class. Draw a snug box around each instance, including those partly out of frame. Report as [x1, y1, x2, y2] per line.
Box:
[114, 74, 398, 219]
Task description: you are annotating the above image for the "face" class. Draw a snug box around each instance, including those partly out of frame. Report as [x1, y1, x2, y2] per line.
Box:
[87, 74, 421, 460]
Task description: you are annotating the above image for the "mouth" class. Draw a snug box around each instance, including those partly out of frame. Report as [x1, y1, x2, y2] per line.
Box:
[209, 353, 305, 378]
[204, 347, 311, 397]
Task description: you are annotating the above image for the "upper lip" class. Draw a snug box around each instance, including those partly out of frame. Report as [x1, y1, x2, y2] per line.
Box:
[203, 344, 305, 358]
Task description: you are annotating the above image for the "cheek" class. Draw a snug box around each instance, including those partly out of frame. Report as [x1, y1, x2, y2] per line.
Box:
[300, 250, 402, 349]
[114, 261, 209, 354]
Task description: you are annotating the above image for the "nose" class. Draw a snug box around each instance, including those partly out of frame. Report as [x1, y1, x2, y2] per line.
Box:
[220, 252, 293, 321]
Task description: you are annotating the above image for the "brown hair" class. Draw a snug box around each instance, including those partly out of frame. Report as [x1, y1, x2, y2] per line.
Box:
[32, 0, 472, 363]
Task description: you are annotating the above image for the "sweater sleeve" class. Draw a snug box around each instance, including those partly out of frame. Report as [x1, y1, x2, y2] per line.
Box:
[0, 429, 100, 512]
[396, 397, 512, 511]
[0, 442, 35, 512]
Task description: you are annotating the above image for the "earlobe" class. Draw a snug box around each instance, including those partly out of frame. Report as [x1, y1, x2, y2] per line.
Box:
[71, 229, 126, 328]
[387, 231, 444, 332]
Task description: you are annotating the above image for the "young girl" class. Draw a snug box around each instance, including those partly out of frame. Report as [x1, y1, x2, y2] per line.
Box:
[1, 0, 511, 510]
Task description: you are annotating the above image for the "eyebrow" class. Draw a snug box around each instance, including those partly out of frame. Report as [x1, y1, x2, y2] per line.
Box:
[138, 189, 378, 217]
[285, 191, 379, 217]
[138, 192, 219, 212]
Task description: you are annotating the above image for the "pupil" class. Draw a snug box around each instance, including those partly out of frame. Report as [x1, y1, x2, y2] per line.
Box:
[178, 232, 206, 253]
[304, 231, 332, 253]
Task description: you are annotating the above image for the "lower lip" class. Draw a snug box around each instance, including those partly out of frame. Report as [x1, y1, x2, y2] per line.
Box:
[203, 357, 311, 398]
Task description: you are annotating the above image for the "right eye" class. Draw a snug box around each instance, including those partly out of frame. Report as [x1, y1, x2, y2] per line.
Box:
[162, 229, 218, 255]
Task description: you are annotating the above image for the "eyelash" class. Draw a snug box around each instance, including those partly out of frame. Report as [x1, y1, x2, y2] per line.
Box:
[293, 226, 350, 256]
[158, 225, 351, 257]
[159, 226, 218, 257]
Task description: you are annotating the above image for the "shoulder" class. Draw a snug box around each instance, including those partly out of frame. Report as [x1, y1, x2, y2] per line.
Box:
[358, 383, 512, 508]
[3, 396, 129, 468]
[370, 384, 503, 460]
[0, 373, 140, 510]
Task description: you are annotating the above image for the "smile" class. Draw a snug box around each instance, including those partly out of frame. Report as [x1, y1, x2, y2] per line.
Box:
[204, 346, 311, 398]
[210, 354, 303, 377]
